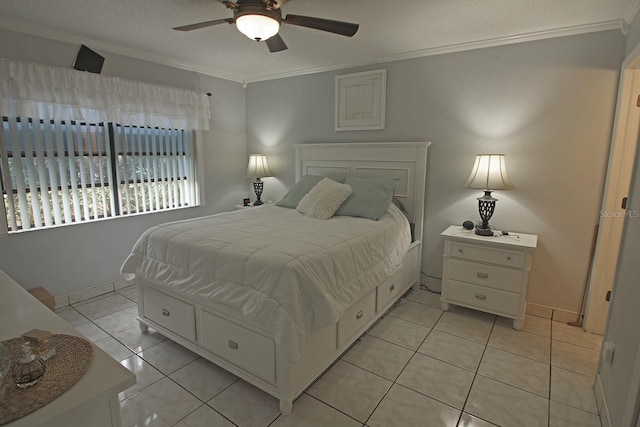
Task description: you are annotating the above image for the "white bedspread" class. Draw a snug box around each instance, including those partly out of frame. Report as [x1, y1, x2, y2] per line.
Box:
[121, 204, 411, 360]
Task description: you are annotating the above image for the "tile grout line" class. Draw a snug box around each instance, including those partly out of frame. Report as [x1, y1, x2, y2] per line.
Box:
[362, 314, 437, 427]
[458, 317, 496, 426]
[168, 373, 241, 427]
[116, 327, 242, 426]
[66, 288, 603, 427]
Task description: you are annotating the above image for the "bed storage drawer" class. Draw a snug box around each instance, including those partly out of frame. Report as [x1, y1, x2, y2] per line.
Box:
[143, 286, 196, 342]
[200, 310, 275, 383]
[376, 269, 403, 311]
[337, 290, 376, 347]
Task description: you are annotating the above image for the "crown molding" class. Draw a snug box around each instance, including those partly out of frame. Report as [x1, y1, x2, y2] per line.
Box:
[0, 19, 244, 83]
[243, 19, 624, 83]
[0, 17, 624, 85]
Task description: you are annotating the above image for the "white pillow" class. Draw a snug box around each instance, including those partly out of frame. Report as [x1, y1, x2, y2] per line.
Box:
[296, 177, 353, 220]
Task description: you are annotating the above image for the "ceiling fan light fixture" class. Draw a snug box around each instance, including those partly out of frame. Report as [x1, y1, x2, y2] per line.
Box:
[236, 13, 280, 41]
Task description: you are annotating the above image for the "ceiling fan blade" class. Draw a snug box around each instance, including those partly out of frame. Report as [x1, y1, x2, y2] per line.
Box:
[266, 33, 288, 52]
[173, 18, 234, 32]
[283, 14, 359, 37]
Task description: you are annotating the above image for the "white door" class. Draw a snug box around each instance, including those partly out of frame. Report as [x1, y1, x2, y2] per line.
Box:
[584, 55, 640, 334]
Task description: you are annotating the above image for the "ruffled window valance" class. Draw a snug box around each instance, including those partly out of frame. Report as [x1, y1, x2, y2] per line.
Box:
[0, 57, 210, 130]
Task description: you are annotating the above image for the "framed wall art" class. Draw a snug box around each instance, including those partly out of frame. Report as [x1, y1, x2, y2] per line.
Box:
[335, 69, 387, 131]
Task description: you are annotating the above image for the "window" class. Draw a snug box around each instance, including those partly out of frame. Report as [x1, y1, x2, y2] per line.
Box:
[0, 58, 210, 234]
[0, 116, 198, 233]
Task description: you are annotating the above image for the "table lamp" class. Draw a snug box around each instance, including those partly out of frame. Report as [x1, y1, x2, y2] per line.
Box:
[246, 154, 272, 206]
[464, 154, 514, 236]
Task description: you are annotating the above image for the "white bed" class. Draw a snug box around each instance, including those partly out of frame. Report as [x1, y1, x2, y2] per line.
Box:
[121, 142, 429, 415]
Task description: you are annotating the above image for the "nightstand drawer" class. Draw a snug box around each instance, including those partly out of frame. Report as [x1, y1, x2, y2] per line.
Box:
[448, 242, 524, 268]
[446, 258, 525, 293]
[445, 280, 521, 317]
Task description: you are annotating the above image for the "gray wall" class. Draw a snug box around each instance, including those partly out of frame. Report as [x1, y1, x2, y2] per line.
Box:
[627, 12, 640, 57]
[0, 29, 248, 297]
[246, 30, 626, 313]
[0, 28, 628, 314]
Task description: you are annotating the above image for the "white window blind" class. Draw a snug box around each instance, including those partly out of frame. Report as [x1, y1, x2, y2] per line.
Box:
[0, 58, 207, 233]
[113, 124, 197, 216]
[0, 117, 197, 232]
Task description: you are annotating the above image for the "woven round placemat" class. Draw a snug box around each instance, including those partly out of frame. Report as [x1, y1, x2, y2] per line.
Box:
[0, 334, 93, 426]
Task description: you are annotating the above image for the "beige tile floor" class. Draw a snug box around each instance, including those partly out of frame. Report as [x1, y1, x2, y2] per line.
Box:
[56, 287, 604, 427]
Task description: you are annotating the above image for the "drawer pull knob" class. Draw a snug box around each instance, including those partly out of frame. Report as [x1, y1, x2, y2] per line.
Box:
[228, 340, 238, 350]
[477, 272, 489, 279]
[356, 310, 364, 320]
[389, 283, 395, 292]
[162, 309, 170, 317]
[475, 294, 487, 300]
[507, 256, 512, 261]
[458, 249, 463, 253]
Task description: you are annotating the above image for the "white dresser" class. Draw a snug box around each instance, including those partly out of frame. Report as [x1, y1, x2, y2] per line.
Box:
[440, 225, 538, 330]
[0, 270, 135, 427]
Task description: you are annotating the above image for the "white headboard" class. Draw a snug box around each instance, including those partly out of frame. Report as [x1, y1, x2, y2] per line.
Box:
[293, 142, 430, 243]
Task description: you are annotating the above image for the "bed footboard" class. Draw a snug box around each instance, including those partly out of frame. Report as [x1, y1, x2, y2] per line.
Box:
[135, 241, 421, 416]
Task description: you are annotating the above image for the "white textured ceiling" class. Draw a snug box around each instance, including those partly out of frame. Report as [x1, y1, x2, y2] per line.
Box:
[0, 0, 637, 83]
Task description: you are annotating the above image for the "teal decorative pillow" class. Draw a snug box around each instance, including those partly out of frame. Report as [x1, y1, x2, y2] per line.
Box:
[335, 176, 395, 220]
[275, 175, 325, 208]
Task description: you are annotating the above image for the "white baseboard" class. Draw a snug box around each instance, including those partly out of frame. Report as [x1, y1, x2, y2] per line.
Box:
[552, 307, 581, 323]
[421, 274, 441, 293]
[54, 279, 124, 309]
[525, 303, 553, 319]
[114, 279, 131, 290]
[525, 301, 582, 324]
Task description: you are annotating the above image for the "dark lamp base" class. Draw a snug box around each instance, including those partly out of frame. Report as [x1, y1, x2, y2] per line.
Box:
[475, 226, 494, 236]
[252, 178, 264, 206]
[475, 190, 497, 237]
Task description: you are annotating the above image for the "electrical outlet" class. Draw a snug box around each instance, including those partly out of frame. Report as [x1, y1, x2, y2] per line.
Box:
[602, 341, 615, 364]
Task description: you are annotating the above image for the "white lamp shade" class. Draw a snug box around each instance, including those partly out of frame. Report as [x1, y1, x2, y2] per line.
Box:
[246, 154, 272, 178]
[464, 154, 514, 190]
[236, 14, 280, 41]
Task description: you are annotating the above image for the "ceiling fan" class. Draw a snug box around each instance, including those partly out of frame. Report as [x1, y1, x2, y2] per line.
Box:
[173, 0, 359, 53]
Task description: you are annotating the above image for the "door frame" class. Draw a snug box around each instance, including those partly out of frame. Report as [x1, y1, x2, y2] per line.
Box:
[583, 44, 640, 334]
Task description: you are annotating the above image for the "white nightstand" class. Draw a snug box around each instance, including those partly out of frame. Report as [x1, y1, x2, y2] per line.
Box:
[440, 225, 538, 330]
[234, 201, 274, 210]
